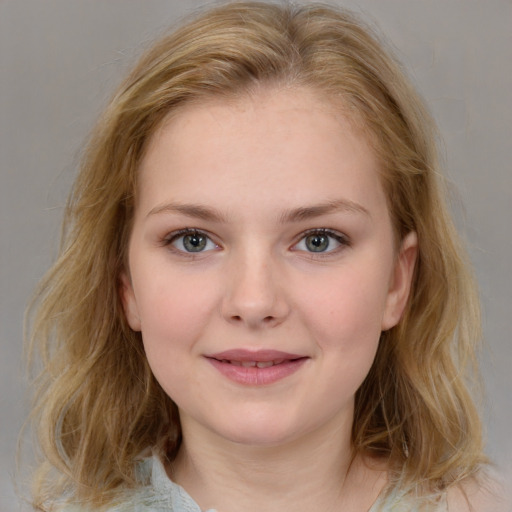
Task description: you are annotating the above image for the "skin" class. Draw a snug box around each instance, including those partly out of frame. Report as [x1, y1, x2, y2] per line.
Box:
[121, 86, 420, 512]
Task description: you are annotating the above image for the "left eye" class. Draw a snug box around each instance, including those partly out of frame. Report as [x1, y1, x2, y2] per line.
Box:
[293, 230, 347, 253]
[169, 231, 218, 253]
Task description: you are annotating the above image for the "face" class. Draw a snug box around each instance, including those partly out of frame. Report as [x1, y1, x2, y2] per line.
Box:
[121, 88, 417, 448]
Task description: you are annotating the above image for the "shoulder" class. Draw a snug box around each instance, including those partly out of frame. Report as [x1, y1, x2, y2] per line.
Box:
[446, 471, 511, 512]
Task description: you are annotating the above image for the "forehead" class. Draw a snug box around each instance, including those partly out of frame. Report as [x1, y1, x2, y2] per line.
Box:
[143, 85, 372, 165]
[137, 87, 386, 218]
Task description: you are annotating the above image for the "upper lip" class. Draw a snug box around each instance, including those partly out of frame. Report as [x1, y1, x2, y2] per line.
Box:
[206, 349, 306, 362]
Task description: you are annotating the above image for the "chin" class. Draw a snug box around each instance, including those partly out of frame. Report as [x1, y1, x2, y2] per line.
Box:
[209, 413, 316, 448]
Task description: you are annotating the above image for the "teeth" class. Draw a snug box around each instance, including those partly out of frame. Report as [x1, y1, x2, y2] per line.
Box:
[256, 361, 274, 368]
[223, 359, 286, 368]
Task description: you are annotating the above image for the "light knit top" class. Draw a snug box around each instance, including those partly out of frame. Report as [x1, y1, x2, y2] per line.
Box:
[62, 454, 448, 512]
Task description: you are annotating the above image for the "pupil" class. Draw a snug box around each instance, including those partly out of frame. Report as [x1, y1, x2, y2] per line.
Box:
[183, 233, 206, 252]
[306, 234, 329, 252]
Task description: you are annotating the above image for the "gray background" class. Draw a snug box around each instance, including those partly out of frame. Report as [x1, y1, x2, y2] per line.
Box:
[1, 0, 511, 509]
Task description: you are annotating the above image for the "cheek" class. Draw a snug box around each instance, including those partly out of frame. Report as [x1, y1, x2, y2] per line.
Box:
[133, 267, 220, 356]
[306, 279, 385, 402]
[295, 261, 391, 360]
[134, 271, 221, 399]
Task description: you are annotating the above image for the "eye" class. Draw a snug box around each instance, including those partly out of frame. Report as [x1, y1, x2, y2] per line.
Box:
[292, 229, 348, 254]
[167, 230, 218, 253]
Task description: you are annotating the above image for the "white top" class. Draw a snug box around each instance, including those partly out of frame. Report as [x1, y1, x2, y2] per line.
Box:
[61, 454, 448, 511]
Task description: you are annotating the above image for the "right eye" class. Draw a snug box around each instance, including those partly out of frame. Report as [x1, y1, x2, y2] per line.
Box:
[166, 230, 218, 253]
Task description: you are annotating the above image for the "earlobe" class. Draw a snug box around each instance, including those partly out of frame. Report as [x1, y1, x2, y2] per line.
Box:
[120, 271, 142, 331]
[381, 231, 418, 331]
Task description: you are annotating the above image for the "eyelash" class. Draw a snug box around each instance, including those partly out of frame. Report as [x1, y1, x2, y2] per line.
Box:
[163, 228, 219, 255]
[291, 228, 350, 257]
[162, 228, 350, 256]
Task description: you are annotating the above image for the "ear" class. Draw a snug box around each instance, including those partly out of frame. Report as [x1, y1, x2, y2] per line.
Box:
[119, 271, 142, 331]
[381, 231, 418, 331]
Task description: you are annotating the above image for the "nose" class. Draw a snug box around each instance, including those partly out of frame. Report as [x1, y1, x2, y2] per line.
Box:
[221, 248, 290, 329]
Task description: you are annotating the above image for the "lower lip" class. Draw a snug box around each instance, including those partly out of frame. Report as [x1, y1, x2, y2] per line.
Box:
[207, 358, 308, 386]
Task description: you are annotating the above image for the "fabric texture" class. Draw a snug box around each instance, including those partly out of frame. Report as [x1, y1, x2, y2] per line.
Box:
[60, 454, 447, 511]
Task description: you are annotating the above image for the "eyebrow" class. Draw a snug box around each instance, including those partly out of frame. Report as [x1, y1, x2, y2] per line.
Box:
[147, 202, 227, 222]
[147, 198, 370, 223]
[278, 199, 370, 223]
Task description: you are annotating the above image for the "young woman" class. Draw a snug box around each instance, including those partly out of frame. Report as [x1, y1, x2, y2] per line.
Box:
[26, 2, 508, 511]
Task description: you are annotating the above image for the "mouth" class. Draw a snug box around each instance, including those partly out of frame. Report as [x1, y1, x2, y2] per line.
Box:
[216, 359, 291, 368]
[205, 349, 308, 385]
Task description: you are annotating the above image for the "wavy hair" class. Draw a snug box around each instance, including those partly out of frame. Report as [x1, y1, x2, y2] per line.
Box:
[26, 1, 485, 509]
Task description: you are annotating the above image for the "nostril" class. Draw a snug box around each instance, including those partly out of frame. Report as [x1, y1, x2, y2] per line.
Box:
[263, 316, 275, 323]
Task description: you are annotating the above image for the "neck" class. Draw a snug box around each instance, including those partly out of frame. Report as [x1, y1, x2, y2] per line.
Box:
[168, 413, 387, 512]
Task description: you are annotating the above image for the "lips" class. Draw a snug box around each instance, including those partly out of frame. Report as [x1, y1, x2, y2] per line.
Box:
[208, 349, 304, 362]
[223, 359, 285, 368]
[205, 349, 308, 385]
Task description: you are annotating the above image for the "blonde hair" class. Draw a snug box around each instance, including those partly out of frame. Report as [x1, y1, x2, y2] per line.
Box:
[26, 1, 486, 509]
